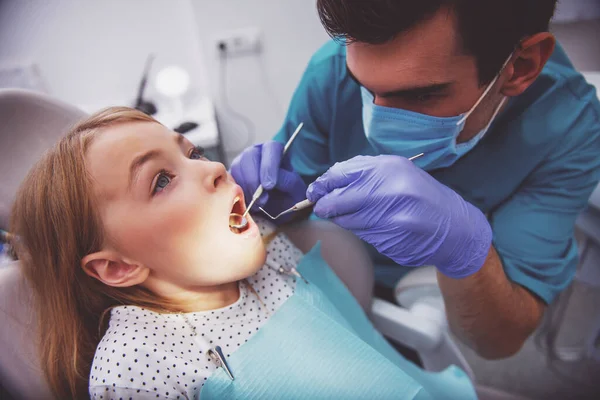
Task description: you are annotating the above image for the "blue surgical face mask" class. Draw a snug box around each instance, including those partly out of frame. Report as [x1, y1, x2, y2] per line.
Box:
[361, 56, 511, 171]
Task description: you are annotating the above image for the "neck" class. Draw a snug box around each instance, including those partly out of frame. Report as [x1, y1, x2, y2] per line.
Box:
[457, 95, 509, 143]
[145, 279, 241, 313]
[182, 281, 241, 313]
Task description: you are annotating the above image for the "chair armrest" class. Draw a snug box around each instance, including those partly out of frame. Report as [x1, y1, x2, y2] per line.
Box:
[0, 264, 53, 399]
[371, 298, 442, 351]
[371, 298, 475, 381]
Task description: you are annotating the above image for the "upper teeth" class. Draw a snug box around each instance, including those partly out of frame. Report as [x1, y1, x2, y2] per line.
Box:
[232, 197, 241, 212]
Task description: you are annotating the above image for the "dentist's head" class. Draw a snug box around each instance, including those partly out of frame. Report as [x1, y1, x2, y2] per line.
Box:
[317, 0, 557, 169]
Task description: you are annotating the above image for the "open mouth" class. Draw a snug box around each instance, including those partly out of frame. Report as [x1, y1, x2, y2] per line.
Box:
[229, 196, 250, 234]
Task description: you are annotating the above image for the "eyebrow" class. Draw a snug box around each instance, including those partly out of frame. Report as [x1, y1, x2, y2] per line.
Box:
[346, 65, 454, 99]
[128, 134, 185, 191]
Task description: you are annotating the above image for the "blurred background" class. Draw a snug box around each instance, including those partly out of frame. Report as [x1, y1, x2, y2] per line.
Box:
[1, 0, 598, 166]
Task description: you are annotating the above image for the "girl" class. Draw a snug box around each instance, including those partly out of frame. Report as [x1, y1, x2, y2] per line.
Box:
[11, 107, 296, 398]
[11, 107, 475, 400]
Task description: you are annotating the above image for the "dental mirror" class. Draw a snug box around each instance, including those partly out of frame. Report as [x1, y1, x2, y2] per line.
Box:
[229, 213, 248, 232]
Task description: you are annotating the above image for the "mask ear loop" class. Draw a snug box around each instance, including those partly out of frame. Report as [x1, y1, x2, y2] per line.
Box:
[456, 52, 515, 126]
[481, 96, 508, 133]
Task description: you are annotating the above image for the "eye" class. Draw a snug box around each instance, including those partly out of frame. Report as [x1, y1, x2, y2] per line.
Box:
[414, 93, 435, 103]
[152, 170, 172, 195]
[189, 146, 207, 160]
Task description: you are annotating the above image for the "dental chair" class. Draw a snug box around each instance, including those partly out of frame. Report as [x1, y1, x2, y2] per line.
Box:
[0, 89, 87, 399]
[0, 89, 473, 399]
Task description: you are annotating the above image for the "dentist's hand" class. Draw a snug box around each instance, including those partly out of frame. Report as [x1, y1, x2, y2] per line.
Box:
[306, 155, 492, 278]
[230, 141, 307, 221]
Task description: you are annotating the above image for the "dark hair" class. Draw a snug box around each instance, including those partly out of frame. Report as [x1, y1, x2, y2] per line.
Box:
[317, 0, 557, 84]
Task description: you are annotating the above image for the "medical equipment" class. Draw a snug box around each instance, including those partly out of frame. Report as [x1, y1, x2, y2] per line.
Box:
[266, 257, 309, 284]
[258, 152, 424, 222]
[259, 198, 314, 221]
[228, 213, 246, 234]
[408, 153, 425, 161]
[0, 230, 13, 260]
[229, 122, 304, 230]
[0, 230, 12, 245]
[180, 313, 236, 381]
[133, 54, 157, 116]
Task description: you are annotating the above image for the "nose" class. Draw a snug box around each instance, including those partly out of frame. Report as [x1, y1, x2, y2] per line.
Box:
[373, 95, 392, 108]
[203, 161, 228, 191]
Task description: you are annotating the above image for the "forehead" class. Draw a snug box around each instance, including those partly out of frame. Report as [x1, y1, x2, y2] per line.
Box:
[89, 121, 173, 158]
[346, 8, 471, 90]
[85, 122, 175, 200]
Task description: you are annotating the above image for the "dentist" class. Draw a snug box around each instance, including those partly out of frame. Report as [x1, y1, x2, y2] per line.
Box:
[231, 0, 600, 359]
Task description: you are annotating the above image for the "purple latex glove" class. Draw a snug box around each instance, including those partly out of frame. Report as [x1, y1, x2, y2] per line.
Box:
[230, 141, 307, 223]
[306, 155, 492, 278]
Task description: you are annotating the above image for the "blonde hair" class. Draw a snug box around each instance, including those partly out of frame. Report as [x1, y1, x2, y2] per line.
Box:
[10, 107, 183, 399]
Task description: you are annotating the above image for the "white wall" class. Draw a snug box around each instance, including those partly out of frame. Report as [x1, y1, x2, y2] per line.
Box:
[0, 0, 208, 110]
[189, 0, 329, 160]
[0, 0, 329, 163]
[554, 0, 600, 23]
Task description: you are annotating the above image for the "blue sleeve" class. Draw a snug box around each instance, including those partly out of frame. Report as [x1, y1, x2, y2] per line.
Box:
[274, 42, 340, 184]
[490, 105, 600, 304]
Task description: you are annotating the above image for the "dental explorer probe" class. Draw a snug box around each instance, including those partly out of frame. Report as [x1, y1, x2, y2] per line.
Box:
[229, 122, 304, 230]
[258, 152, 425, 221]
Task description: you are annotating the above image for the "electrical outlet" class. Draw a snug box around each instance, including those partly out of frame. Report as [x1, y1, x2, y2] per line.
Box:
[214, 27, 262, 56]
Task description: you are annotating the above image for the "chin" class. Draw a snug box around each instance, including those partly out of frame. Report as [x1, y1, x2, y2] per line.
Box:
[216, 239, 266, 284]
[243, 242, 267, 278]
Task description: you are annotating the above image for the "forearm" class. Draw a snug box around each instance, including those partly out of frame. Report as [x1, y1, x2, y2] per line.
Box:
[437, 246, 545, 359]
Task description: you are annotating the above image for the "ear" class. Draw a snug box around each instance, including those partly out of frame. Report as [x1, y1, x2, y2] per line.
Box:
[82, 251, 149, 288]
[500, 33, 556, 97]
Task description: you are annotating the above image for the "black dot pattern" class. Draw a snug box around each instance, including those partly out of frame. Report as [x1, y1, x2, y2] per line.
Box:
[89, 218, 301, 399]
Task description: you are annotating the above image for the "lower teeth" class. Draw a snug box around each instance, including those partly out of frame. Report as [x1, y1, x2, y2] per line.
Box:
[229, 213, 247, 234]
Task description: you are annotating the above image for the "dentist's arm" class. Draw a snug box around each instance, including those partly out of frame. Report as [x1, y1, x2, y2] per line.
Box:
[436, 247, 544, 359]
[307, 155, 543, 359]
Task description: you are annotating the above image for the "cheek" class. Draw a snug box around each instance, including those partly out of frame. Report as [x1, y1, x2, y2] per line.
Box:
[147, 195, 221, 259]
[105, 188, 220, 264]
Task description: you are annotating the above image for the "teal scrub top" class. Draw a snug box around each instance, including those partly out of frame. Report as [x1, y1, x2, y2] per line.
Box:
[274, 40, 600, 304]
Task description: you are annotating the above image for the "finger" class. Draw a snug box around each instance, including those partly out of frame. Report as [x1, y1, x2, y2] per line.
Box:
[229, 152, 245, 183]
[306, 159, 364, 203]
[280, 151, 293, 171]
[260, 141, 284, 190]
[329, 213, 377, 232]
[235, 147, 262, 203]
[274, 169, 306, 196]
[312, 185, 365, 219]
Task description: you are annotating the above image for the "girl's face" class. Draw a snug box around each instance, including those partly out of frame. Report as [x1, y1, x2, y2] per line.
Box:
[84, 122, 265, 297]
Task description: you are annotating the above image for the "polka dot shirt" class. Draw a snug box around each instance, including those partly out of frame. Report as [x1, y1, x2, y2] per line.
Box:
[89, 219, 303, 399]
